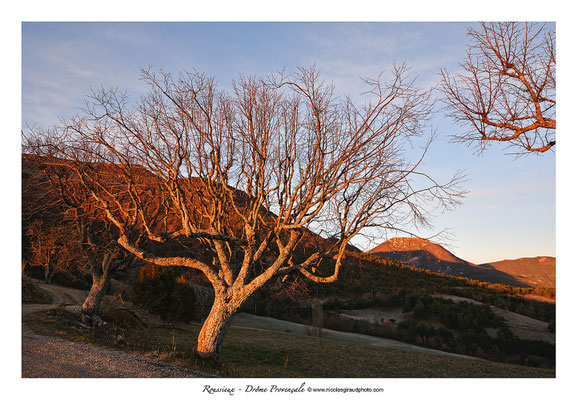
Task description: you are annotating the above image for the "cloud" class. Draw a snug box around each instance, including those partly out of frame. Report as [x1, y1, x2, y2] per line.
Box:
[22, 23, 156, 127]
[468, 181, 555, 200]
[101, 23, 157, 48]
[295, 22, 469, 97]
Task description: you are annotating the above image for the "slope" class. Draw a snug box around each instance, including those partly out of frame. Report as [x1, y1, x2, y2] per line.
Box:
[367, 237, 535, 287]
[480, 257, 556, 288]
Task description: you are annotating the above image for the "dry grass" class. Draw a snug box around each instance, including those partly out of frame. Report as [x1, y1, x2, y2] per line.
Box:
[22, 276, 53, 304]
[23, 307, 555, 378]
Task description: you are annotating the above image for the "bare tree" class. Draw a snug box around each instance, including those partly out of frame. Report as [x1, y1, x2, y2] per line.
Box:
[22, 156, 133, 317]
[24, 64, 464, 359]
[23, 159, 77, 284]
[440, 22, 556, 154]
[77, 220, 132, 317]
[26, 220, 67, 284]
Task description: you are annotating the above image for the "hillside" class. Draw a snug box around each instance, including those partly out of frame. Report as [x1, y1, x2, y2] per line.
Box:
[22, 155, 556, 370]
[249, 248, 555, 368]
[366, 237, 550, 288]
[23, 285, 554, 377]
[368, 237, 468, 264]
[480, 257, 556, 288]
[23, 154, 357, 262]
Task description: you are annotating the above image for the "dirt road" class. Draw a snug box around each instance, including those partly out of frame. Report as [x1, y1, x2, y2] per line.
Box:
[22, 281, 210, 378]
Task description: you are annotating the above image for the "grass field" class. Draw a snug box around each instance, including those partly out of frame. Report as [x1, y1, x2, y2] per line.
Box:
[23, 307, 555, 378]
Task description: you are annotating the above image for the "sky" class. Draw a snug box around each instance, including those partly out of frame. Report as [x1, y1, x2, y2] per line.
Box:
[20, 21, 557, 264]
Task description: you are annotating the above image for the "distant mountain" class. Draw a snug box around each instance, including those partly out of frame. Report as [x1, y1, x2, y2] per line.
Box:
[479, 257, 556, 288]
[367, 237, 554, 288]
[368, 237, 468, 264]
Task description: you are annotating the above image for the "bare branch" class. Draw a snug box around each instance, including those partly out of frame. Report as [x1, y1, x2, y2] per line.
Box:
[23, 64, 464, 359]
[440, 22, 555, 155]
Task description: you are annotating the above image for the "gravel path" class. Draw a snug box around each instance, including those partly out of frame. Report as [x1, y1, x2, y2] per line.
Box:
[22, 281, 211, 378]
[22, 325, 211, 378]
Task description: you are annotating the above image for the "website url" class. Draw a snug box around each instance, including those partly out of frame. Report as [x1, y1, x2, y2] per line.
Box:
[308, 387, 384, 394]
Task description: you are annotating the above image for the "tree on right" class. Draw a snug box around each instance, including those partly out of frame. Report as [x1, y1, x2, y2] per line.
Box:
[440, 22, 556, 155]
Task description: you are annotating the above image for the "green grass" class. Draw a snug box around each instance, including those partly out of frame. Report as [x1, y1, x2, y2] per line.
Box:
[23, 307, 555, 378]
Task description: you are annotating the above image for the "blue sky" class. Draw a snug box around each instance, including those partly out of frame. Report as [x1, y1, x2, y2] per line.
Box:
[21, 21, 556, 264]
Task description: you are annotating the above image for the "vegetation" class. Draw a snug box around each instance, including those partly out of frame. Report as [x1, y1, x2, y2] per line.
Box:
[396, 295, 554, 368]
[24, 63, 465, 360]
[440, 22, 556, 154]
[22, 156, 135, 317]
[247, 251, 555, 368]
[22, 230, 555, 370]
[23, 306, 554, 378]
[22, 276, 53, 304]
[23, 265, 91, 291]
[296, 252, 555, 324]
[133, 264, 198, 323]
[21, 23, 556, 376]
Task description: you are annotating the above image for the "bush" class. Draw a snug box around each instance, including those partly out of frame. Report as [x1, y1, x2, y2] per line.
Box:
[132, 264, 197, 323]
[412, 300, 429, 319]
[24, 266, 91, 290]
[322, 298, 347, 310]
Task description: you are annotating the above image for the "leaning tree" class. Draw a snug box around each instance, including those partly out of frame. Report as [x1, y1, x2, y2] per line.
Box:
[24, 64, 464, 359]
[22, 154, 135, 317]
[440, 22, 556, 154]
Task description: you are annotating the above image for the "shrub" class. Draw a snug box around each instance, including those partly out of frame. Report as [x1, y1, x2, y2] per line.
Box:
[412, 300, 429, 319]
[24, 266, 91, 290]
[322, 298, 347, 310]
[132, 264, 197, 323]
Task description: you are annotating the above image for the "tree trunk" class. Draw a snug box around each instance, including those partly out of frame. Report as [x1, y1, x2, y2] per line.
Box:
[44, 265, 55, 284]
[311, 299, 324, 338]
[45, 253, 56, 284]
[196, 296, 236, 360]
[81, 272, 110, 317]
[81, 250, 117, 317]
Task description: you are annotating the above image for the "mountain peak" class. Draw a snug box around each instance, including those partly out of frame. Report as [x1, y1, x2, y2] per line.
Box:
[367, 237, 555, 288]
[368, 237, 465, 264]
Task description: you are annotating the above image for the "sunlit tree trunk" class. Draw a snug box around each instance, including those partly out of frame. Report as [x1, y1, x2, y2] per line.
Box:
[196, 294, 237, 359]
[81, 270, 110, 317]
[81, 253, 114, 317]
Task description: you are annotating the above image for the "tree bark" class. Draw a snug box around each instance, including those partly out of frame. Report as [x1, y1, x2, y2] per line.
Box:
[81, 271, 110, 317]
[196, 296, 236, 360]
[44, 266, 50, 284]
[44, 264, 55, 284]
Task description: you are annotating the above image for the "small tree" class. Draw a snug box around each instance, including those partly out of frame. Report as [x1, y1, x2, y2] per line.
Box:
[25, 65, 464, 359]
[440, 22, 556, 154]
[77, 222, 131, 317]
[26, 220, 69, 284]
[22, 156, 134, 317]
